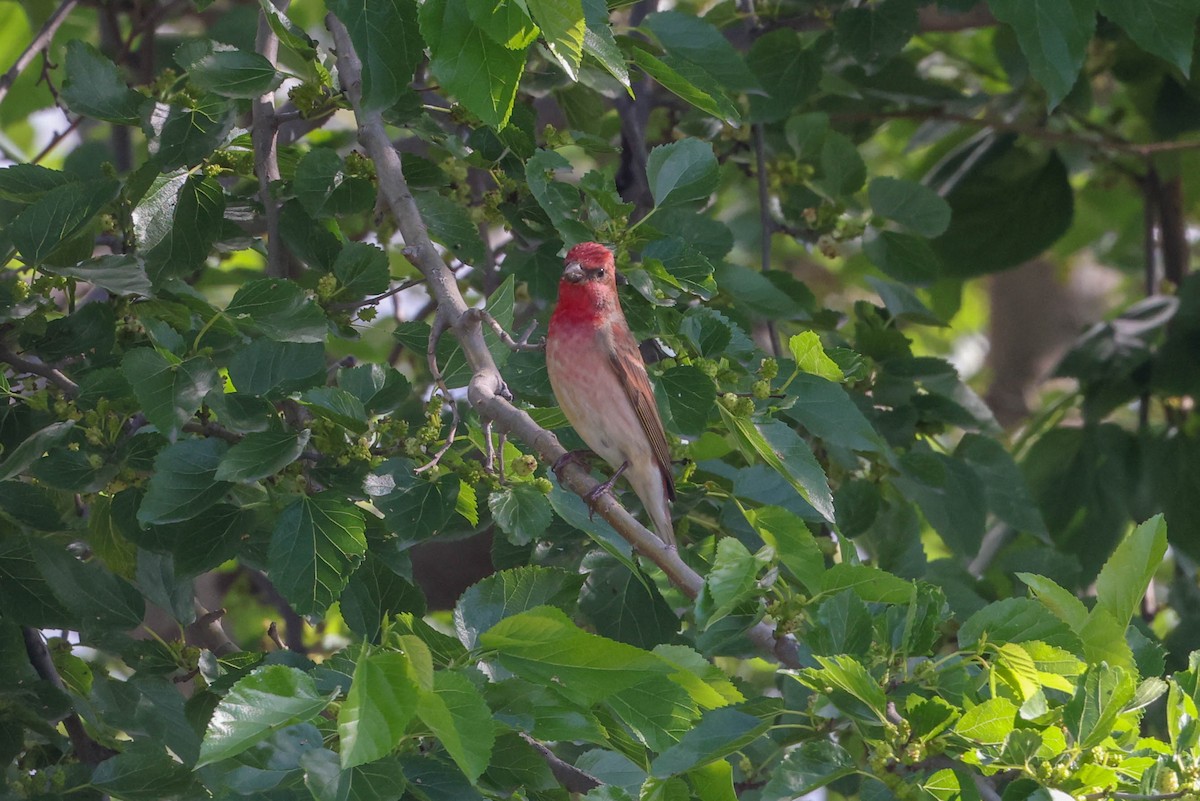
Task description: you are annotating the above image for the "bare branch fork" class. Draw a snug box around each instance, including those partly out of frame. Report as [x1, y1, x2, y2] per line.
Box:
[325, 15, 804, 670]
[0, 0, 79, 108]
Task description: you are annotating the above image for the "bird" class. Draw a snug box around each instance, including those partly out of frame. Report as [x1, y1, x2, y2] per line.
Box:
[545, 242, 676, 547]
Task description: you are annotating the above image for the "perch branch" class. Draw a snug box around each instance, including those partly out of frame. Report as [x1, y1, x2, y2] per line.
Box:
[326, 13, 804, 670]
[22, 626, 117, 764]
[0, 0, 79, 108]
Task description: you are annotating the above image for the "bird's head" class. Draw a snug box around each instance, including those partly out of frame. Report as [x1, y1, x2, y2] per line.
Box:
[562, 242, 617, 288]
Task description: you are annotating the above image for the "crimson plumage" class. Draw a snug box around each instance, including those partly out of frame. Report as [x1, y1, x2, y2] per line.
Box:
[545, 242, 676, 546]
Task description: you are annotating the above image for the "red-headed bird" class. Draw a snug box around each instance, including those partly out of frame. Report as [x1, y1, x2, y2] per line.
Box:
[546, 242, 676, 547]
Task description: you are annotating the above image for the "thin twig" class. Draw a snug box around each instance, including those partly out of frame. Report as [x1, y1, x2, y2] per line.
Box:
[254, 0, 291, 278]
[467, 309, 544, 352]
[519, 733, 602, 793]
[0, 0, 79, 108]
[326, 13, 805, 671]
[414, 311, 459, 474]
[22, 626, 117, 764]
[32, 115, 83, 164]
[482, 418, 496, 474]
[330, 276, 426, 311]
[185, 604, 239, 656]
[0, 346, 80, 395]
[752, 122, 780, 357]
[830, 108, 1200, 157]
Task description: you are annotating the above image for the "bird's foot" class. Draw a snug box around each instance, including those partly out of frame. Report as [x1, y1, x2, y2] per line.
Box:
[583, 461, 629, 520]
[551, 449, 592, 481]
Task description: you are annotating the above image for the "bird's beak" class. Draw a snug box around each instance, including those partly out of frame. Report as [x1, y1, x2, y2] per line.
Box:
[563, 261, 584, 283]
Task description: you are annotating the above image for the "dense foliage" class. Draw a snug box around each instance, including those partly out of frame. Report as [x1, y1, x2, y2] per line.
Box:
[2, 0, 1200, 800]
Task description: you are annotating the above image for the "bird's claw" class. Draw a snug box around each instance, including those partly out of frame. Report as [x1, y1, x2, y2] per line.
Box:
[551, 449, 592, 481]
[583, 461, 629, 521]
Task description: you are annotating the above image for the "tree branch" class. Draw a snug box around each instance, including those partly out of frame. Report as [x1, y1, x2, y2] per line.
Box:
[0, 346, 80, 396]
[253, 0, 293, 278]
[326, 12, 804, 669]
[0, 0, 79, 108]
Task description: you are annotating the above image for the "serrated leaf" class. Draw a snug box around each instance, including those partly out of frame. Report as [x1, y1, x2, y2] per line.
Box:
[339, 651, 420, 768]
[868, 177, 952, 237]
[489, 484, 553, 546]
[0, 164, 74, 203]
[863, 229, 942, 285]
[329, 0, 424, 112]
[137, 438, 232, 525]
[175, 40, 282, 98]
[226, 278, 327, 343]
[788, 332, 845, 382]
[300, 387, 369, 434]
[453, 566, 582, 649]
[145, 95, 235, 169]
[1094, 514, 1168, 630]
[527, 0, 586, 79]
[697, 537, 765, 629]
[720, 410, 835, 523]
[761, 741, 855, 800]
[61, 40, 147, 124]
[954, 697, 1018, 744]
[582, 0, 629, 88]
[468, 0, 539, 49]
[335, 242, 391, 298]
[643, 11, 761, 93]
[415, 669, 496, 782]
[123, 350, 219, 440]
[419, 0, 525, 128]
[579, 552, 678, 650]
[42, 254, 154, 297]
[1063, 663, 1136, 748]
[988, 0, 1096, 108]
[650, 707, 768, 777]
[413, 190, 488, 265]
[31, 538, 145, 631]
[1097, 0, 1196, 73]
[741, 506, 824, 593]
[197, 665, 329, 766]
[631, 46, 741, 123]
[9, 178, 120, 265]
[214, 430, 310, 483]
[138, 173, 226, 283]
[659, 365, 715, 436]
[646, 139, 719, 209]
[0, 421, 75, 482]
[268, 494, 367, 616]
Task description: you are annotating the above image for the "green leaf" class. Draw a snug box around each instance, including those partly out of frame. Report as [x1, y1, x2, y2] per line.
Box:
[138, 174, 226, 282]
[480, 606, 672, 704]
[814, 655, 888, 720]
[546, 483, 637, 568]
[527, 0, 586, 79]
[780, 374, 884, 455]
[413, 190, 488, 265]
[868, 177, 952, 238]
[523, 149, 593, 245]
[137, 438, 232, 525]
[335, 242, 391, 298]
[294, 149, 376, 219]
[697, 537, 765, 629]
[92, 741, 197, 801]
[420, 0, 526, 127]
[746, 30, 820, 122]
[659, 366, 716, 436]
[371, 463, 460, 543]
[415, 669, 496, 782]
[453, 566, 582, 649]
[42, 254, 154, 297]
[228, 340, 326, 396]
[760, 741, 855, 801]
[339, 650, 420, 768]
[893, 451, 985, 556]
[329, 0, 424, 112]
[1018, 573, 1089, 632]
[340, 554, 427, 642]
[810, 590, 873, 657]
[579, 552, 678, 650]
[488, 484, 553, 546]
[958, 597, 1083, 654]
[122, 350, 220, 440]
[606, 675, 700, 752]
[300, 387, 370, 434]
[197, 665, 330, 766]
[741, 506, 824, 593]
[8, 178, 120, 265]
[954, 697, 1018, 745]
[956, 434, 1048, 537]
[146, 95, 235, 169]
[31, 538, 145, 631]
[863, 230, 942, 285]
[1094, 514, 1168, 629]
[630, 45, 741, 123]
[1097, 0, 1196, 73]
[226, 278, 328, 343]
[214, 430, 311, 483]
[834, 0, 919, 68]
[61, 40, 147, 124]
[0, 421, 75, 482]
[651, 707, 769, 777]
[646, 139, 719, 209]
[269, 494, 367, 616]
[816, 132, 866, 199]
[0, 164, 74, 202]
[720, 410, 835, 523]
[932, 143, 1074, 276]
[468, 0, 539, 49]
[0, 534, 72, 626]
[581, 0, 630, 88]
[339, 364, 411, 414]
[820, 564, 915, 604]
[174, 40, 282, 98]
[988, 0, 1096, 108]
[788, 332, 845, 382]
[1062, 663, 1136, 748]
[643, 11, 761, 92]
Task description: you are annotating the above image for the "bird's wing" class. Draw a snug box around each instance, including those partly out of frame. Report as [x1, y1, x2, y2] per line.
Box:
[606, 325, 676, 502]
